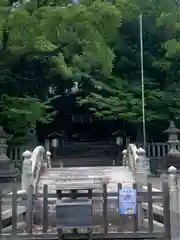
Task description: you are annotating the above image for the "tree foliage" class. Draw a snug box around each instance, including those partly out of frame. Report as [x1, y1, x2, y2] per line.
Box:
[79, 0, 180, 124]
[0, 0, 180, 142]
[0, 0, 122, 142]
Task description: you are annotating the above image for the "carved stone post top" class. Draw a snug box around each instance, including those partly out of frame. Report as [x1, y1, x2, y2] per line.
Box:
[46, 151, 51, 157]
[22, 150, 32, 159]
[164, 121, 180, 134]
[168, 165, 177, 173]
[122, 149, 127, 154]
[0, 126, 8, 138]
[136, 147, 146, 156]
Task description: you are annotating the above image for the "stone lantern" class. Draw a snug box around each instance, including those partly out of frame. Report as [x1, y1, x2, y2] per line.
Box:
[164, 121, 180, 169]
[0, 126, 19, 182]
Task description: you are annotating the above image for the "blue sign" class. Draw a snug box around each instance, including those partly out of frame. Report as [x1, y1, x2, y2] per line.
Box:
[72, 0, 80, 3]
[119, 188, 137, 215]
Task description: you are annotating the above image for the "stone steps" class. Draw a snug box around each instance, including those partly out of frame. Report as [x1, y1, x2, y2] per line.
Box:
[53, 157, 113, 167]
[56, 142, 114, 158]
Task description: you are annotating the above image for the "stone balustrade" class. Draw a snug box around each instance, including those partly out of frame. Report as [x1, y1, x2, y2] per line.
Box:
[124, 143, 180, 238]
[21, 147, 52, 192]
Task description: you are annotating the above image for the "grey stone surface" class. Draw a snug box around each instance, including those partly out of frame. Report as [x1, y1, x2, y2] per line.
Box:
[38, 166, 134, 193]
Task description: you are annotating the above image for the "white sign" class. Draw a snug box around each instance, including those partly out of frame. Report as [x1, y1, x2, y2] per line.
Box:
[119, 188, 137, 215]
[116, 137, 123, 145]
[52, 139, 58, 148]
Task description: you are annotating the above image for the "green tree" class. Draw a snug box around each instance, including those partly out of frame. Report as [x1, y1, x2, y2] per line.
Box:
[0, 0, 122, 142]
[79, 0, 180, 129]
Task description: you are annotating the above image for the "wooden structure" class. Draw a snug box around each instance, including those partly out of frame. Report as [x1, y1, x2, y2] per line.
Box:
[0, 182, 171, 239]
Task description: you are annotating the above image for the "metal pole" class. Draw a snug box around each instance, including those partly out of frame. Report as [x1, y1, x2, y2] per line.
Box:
[139, 14, 146, 150]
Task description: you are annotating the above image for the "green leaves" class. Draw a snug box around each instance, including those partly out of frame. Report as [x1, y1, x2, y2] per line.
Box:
[0, 94, 52, 142]
[1, 0, 180, 142]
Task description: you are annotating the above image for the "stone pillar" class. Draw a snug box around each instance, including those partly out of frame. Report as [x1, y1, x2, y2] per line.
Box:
[136, 147, 150, 184]
[164, 121, 180, 169]
[0, 126, 19, 182]
[122, 149, 127, 166]
[46, 151, 52, 168]
[21, 150, 32, 191]
[168, 166, 180, 239]
[45, 139, 50, 151]
[136, 147, 150, 227]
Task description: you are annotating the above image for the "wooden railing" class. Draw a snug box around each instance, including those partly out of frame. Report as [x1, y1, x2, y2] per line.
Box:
[0, 182, 170, 239]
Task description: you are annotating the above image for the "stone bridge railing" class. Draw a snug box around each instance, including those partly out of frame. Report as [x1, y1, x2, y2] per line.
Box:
[21, 146, 52, 194]
[123, 143, 180, 238]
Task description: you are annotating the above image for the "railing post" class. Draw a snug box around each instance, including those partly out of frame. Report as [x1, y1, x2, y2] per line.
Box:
[46, 151, 52, 168]
[136, 147, 150, 184]
[22, 150, 32, 191]
[122, 149, 127, 166]
[168, 166, 180, 239]
[136, 147, 150, 228]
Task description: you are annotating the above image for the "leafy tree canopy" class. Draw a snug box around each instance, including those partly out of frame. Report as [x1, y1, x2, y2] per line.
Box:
[79, 0, 180, 126]
[0, 0, 122, 142]
[1, 0, 180, 142]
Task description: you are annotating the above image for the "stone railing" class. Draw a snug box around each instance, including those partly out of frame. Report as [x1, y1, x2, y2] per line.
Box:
[21, 146, 52, 194]
[146, 142, 170, 158]
[7, 144, 38, 171]
[122, 144, 180, 237]
[122, 144, 149, 180]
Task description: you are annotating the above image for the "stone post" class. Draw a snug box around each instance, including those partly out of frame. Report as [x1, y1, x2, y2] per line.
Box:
[136, 147, 150, 227]
[136, 147, 150, 184]
[164, 121, 180, 169]
[168, 166, 180, 239]
[122, 149, 127, 166]
[46, 151, 52, 168]
[21, 150, 32, 191]
[45, 139, 50, 151]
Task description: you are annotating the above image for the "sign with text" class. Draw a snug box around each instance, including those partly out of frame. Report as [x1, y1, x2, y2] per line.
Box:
[119, 188, 137, 215]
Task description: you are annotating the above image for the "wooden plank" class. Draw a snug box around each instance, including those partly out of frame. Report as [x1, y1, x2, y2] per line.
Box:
[147, 183, 153, 233]
[2, 222, 26, 233]
[2, 206, 26, 220]
[12, 187, 17, 234]
[132, 183, 138, 232]
[2, 194, 163, 204]
[143, 219, 164, 231]
[42, 185, 48, 233]
[142, 203, 163, 216]
[57, 188, 63, 240]
[103, 183, 108, 236]
[0, 188, 2, 233]
[162, 182, 171, 240]
[88, 188, 92, 240]
[26, 185, 33, 234]
[56, 183, 99, 190]
[0, 231, 164, 239]
[71, 189, 77, 234]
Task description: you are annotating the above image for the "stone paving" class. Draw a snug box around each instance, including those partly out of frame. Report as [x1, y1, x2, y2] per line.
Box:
[38, 166, 134, 193]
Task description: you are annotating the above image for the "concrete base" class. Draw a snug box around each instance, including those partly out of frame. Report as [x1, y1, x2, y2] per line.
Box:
[0, 161, 19, 182]
[166, 154, 180, 169]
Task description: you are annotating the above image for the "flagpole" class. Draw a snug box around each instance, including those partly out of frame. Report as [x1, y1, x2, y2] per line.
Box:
[139, 14, 146, 150]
